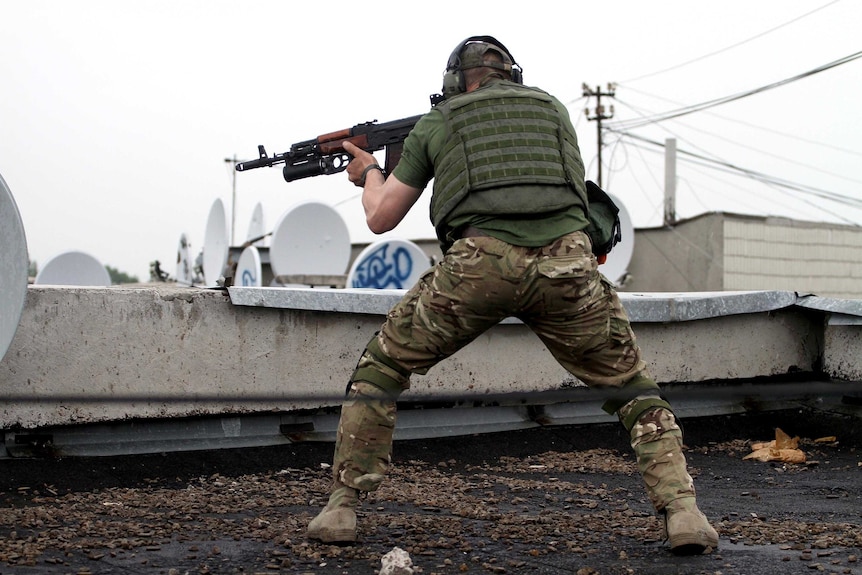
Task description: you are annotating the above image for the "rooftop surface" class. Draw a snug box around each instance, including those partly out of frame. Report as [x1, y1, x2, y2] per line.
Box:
[1, 406, 860, 574]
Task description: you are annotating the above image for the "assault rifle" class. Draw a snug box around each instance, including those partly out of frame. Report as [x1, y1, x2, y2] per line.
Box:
[235, 114, 422, 182]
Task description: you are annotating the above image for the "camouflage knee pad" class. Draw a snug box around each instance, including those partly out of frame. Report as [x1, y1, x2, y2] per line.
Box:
[332, 381, 397, 493]
[349, 335, 411, 398]
[601, 372, 665, 423]
[615, 389, 672, 432]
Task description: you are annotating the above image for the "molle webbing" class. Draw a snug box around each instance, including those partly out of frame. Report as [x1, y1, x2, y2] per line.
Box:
[443, 97, 568, 187]
[430, 86, 585, 231]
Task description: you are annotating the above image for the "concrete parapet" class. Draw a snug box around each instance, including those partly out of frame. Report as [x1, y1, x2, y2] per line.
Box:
[0, 286, 859, 431]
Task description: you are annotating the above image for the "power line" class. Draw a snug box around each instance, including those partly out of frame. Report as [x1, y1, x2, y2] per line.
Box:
[622, 0, 842, 83]
[611, 95, 862, 186]
[677, 153, 855, 226]
[615, 84, 862, 159]
[614, 129, 862, 206]
[608, 50, 862, 131]
[603, 131, 664, 222]
[611, 130, 862, 221]
[605, 125, 861, 227]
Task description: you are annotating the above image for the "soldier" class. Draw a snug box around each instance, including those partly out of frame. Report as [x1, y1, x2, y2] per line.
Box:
[307, 35, 719, 555]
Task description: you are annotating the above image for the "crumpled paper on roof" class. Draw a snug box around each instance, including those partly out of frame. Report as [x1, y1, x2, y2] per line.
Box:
[743, 427, 806, 464]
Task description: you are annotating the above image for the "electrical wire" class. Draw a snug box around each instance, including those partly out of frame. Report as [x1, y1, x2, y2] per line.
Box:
[606, 129, 810, 229]
[603, 131, 664, 223]
[617, 131, 862, 208]
[613, 132, 862, 224]
[593, 82, 862, 228]
[616, 83, 862, 159]
[617, 133, 859, 227]
[622, 0, 842, 83]
[673, 152, 838, 224]
[677, 175, 715, 217]
[603, 95, 862, 218]
[608, 50, 862, 131]
[611, 96, 862, 187]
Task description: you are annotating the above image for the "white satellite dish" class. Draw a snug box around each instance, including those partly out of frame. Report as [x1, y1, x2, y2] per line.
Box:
[269, 200, 350, 277]
[34, 250, 111, 286]
[236, 245, 263, 287]
[203, 198, 229, 287]
[347, 238, 431, 290]
[246, 202, 267, 246]
[601, 191, 635, 286]
[176, 233, 193, 286]
[0, 173, 29, 361]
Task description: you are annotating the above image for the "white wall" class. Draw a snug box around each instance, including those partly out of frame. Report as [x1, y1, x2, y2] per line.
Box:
[723, 218, 862, 299]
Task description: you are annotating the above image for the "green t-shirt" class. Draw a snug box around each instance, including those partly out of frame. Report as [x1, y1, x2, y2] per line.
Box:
[392, 84, 589, 248]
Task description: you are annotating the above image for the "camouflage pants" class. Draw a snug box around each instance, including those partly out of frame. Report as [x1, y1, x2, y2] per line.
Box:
[331, 381, 396, 493]
[378, 230, 651, 389]
[627, 406, 696, 511]
[332, 230, 662, 493]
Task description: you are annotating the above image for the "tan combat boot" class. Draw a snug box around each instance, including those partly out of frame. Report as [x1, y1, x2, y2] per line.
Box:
[629, 406, 719, 555]
[307, 484, 359, 543]
[662, 496, 719, 555]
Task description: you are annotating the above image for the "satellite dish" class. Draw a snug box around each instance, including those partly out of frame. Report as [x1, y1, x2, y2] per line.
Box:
[269, 200, 350, 277]
[0, 173, 29, 361]
[236, 245, 262, 287]
[203, 198, 229, 287]
[347, 238, 431, 289]
[176, 233, 193, 286]
[246, 202, 267, 246]
[601, 191, 635, 286]
[34, 250, 111, 286]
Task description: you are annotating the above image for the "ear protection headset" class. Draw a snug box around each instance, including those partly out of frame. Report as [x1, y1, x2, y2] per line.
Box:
[440, 35, 523, 101]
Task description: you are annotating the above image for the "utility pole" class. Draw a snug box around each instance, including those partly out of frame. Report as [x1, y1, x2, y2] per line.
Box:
[224, 155, 239, 246]
[664, 138, 677, 226]
[582, 83, 616, 188]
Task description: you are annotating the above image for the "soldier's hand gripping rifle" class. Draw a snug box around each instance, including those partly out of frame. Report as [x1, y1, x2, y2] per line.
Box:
[235, 115, 422, 182]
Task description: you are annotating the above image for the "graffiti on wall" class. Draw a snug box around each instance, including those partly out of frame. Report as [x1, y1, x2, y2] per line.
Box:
[349, 239, 430, 290]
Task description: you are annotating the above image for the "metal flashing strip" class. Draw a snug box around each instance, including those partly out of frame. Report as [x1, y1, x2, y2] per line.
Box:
[619, 290, 799, 322]
[229, 286, 803, 323]
[795, 295, 862, 325]
[229, 286, 405, 316]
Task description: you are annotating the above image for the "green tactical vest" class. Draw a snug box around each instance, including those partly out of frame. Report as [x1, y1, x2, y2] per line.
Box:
[430, 81, 587, 238]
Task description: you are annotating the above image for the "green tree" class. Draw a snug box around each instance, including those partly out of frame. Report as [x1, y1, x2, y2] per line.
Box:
[106, 265, 139, 285]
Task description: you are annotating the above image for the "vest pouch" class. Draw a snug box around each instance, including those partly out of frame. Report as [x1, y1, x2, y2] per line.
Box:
[585, 181, 622, 257]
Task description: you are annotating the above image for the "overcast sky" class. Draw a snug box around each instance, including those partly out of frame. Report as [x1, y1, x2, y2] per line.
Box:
[2, 0, 860, 282]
